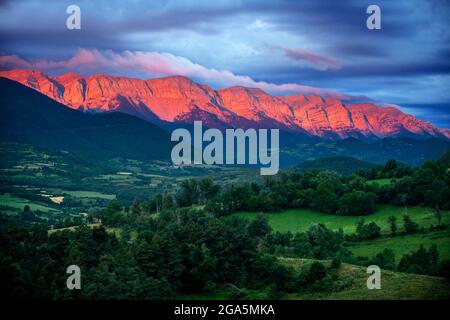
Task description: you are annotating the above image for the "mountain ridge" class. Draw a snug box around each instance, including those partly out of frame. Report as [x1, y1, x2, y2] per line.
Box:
[1, 69, 449, 141]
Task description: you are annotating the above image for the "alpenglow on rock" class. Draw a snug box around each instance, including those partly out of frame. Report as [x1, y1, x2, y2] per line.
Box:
[1, 69, 449, 140]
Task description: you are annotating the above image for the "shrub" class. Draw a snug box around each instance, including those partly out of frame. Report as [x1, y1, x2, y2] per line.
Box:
[369, 249, 396, 270]
[338, 190, 377, 216]
[403, 214, 419, 234]
[355, 219, 381, 240]
[398, 245, 439, 275]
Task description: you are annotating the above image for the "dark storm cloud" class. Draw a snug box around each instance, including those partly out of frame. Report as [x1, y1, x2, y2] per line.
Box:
[400, 103, 450, 128]
[247, 0, 417, 39]
[331, 43, 388, 58]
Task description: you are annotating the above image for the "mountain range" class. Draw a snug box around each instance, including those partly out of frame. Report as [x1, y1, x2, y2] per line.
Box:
[1, 69, 449, 141]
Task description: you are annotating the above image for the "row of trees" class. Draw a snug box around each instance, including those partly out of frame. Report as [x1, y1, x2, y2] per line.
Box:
[202, 171, 380, 216]
[364, 159, 413, 180]
[352, 212, 423, 242]
[177, 152, 450, 216]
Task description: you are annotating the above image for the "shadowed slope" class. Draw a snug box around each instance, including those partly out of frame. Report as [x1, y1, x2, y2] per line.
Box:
[0, 77, 173, 161]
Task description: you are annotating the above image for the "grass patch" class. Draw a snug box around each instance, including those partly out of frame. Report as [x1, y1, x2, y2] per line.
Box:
[366, 178, 396, 186]
[96, 174, 140, 183]
[48, 224, 137, 240]
[48, 223, 101, 234]
[62, 190, 116, 200]
[105, 227, 138, 240]
[232, 205, 449, 235]
[348, 230, 450, 262]
[0, 194, 59, 213]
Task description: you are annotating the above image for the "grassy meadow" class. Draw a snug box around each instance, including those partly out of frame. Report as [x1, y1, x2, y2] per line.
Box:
[348, 230, 450, 262]
[232, 205, 450, 262]
[0, 194, 60, 213]
[232, 205, 448, 235]
[61, 190, 116, 200]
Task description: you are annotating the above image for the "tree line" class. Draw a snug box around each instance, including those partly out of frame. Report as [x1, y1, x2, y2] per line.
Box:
[158, 151, 450, 216]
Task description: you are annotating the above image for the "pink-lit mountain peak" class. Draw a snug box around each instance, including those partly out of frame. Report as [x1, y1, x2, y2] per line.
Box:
[0, 69, 448, 140]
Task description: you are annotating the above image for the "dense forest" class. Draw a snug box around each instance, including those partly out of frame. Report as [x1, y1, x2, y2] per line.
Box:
[1, 153, 449, 299]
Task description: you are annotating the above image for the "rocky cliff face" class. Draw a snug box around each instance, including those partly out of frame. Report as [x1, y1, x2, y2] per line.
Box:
[1, 69, 448, 140]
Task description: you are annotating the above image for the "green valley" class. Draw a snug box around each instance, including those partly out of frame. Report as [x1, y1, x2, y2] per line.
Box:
[1, 134, 449, 300]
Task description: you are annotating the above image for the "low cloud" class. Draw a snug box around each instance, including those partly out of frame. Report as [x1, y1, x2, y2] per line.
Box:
[0, 48, 346, 97]
[269, 45, 341, 71]
[284, 48, 341, 70]
[0, 55, 31, 68]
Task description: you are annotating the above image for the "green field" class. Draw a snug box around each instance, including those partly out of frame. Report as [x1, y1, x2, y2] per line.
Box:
[62, 190, 116, 200]
[48, 224, 138, 240]
[96, 174, 141, 183]
[48, 223, 101, 234]
[348, 230, 450, 262]
[0, 194, 59, 213]
[366, 178, 396, 186]
[232, 205, 448, 235]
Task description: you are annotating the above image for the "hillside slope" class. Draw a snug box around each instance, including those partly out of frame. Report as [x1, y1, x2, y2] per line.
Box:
[0, 77, 173, 161]
[280, 258, 450, 300]
[294, 156, 376, 175]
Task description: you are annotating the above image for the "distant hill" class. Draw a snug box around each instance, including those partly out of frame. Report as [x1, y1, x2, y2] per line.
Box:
[294, 156, 376, 175]
[0, 78, 173, 161]
[280, 137, 450, 166]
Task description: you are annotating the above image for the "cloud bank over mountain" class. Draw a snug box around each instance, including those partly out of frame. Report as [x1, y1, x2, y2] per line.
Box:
[0, 49, 346, 98]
